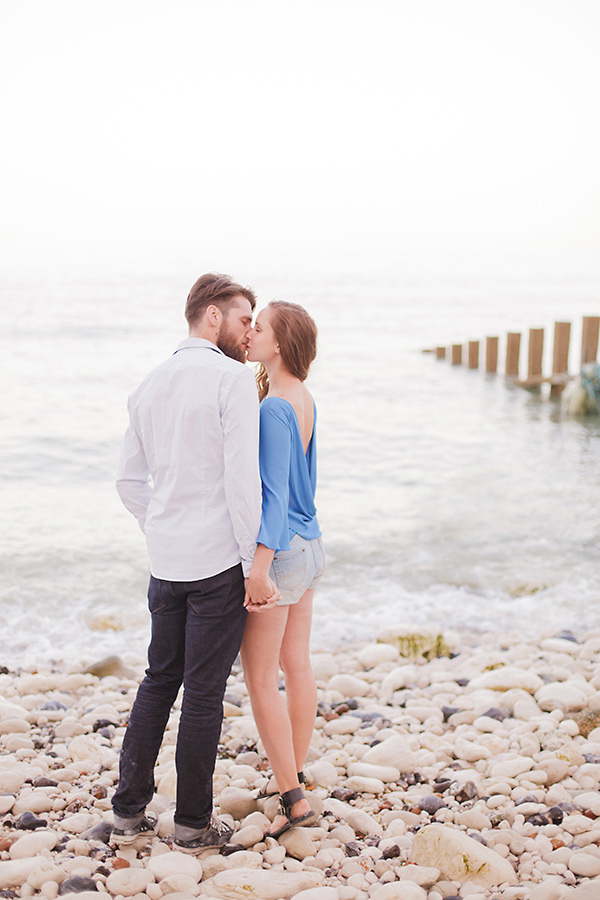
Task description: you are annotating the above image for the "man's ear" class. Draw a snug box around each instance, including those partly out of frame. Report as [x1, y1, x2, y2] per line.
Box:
[206, 304, 223, 327]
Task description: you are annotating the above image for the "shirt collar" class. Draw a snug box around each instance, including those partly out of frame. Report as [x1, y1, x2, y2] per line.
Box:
[173, 337, 224, 356]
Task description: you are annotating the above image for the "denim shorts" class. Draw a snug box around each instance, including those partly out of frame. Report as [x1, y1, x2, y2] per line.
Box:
[270, 534, 326, 606]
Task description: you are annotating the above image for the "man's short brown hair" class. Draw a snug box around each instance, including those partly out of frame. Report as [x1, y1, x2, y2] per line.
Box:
[185, 273, 256, 328]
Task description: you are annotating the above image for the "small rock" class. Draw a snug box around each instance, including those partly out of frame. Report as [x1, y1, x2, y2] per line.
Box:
[200, 867, 323, 899]
[58, 875, 99, 894]
[410, 824, 517, 888]
[146, 850, 203, 882]
[106, 867, 155, 896]
[15, 811, 48, 831]
[82, 656, 135, 678]
[9, 831, 60, 859]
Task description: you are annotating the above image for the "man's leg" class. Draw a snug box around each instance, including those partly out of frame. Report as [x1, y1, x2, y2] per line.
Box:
[112, 576, 186, 820]
[173, 564, 247, 835]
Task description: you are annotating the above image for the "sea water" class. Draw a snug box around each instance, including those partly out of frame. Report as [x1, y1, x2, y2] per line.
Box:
[2, 262, 600, 669]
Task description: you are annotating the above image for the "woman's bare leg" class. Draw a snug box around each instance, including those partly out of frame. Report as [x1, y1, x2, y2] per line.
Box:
[241, 591, 316, 832]
[279, 589, 317, 775]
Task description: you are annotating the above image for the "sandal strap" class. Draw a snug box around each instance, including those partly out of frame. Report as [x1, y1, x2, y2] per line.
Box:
[278, 786, 305, 815]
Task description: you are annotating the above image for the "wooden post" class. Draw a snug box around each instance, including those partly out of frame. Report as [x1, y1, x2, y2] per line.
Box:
[505, 332, 521, 378]
[451, 344, 462, 365]
[436, 346, 446, 360]
[468, 341, 479, 369]
[528, 328, 544, 382]
[552, 322, 571, 374]
[581, 316, 600, 365]
[550, 321, 571, 398]
[486, 337, 499, 374]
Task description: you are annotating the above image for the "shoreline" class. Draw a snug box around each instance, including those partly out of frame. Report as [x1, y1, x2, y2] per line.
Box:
[2, 625, 600, 899]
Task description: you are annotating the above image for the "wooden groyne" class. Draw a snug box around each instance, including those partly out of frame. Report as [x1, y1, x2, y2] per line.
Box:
[428, 316, 600, 395]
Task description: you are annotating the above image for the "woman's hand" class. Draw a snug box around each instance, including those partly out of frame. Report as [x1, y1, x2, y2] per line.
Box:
[244, 543, 278, 611]
[244, 574, 280, 611]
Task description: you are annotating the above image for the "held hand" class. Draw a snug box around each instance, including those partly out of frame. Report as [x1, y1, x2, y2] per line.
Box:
[244, 576, 281, 612]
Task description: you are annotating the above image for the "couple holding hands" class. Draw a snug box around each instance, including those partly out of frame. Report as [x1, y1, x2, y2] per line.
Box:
[110, 273, 325, 853]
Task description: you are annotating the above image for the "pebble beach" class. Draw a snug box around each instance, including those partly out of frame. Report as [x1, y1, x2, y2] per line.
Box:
[2, 626, 600, 900]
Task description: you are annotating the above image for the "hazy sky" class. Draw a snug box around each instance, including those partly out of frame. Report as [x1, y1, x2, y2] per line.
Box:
[1, 0, 599, 275]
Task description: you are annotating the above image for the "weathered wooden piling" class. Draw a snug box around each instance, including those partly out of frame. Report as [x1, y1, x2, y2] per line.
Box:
[436, 346, 446, 359]
[550, 321, 571, 397]
[451, 344, 462, 365]
[505, 333, 521, 378]
[581, 316, 600, 365]
[485, 337, 499, 374]
[527, 328, 544, 384]
[468, 341, 479, 369]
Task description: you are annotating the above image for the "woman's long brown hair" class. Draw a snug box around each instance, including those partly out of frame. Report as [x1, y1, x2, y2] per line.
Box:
[255, 301, 317, 401]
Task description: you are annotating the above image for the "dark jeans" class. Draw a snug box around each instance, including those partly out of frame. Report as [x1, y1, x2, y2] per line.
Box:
[112, 564, 247, 830]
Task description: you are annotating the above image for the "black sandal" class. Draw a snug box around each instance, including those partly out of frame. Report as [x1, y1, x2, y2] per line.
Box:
[255, 771, 305, 801]
[265, 785, 316, 840]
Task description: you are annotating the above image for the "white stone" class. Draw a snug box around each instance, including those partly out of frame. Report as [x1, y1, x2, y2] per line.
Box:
[12, 790, 54, 815]
[311, 654, 339, 682]
[106, 867, 156, 896]
[324, 716, 361, 735]
[328, 674, 370, 697]
[376, 625, 451, 659]
[563, 814, 595, 835]
[347, 762, 400, 783]
[535, 683, 588, 712]
[370, 883, 427, 900]
[0, 794, 15, 815]
[489, 756, 534, 779]
[0, 858, 42, 889]
[308, 760, 340, 787]
[147, 850, 203, 882]
[232, 824, 264, 848]
[160, 873, 202, 895]
[58, 813, 94, 834]
[199, 867, 323, 899]
[346, 775, 384, 794]
[361, 735, 416, 773]
[574, 791, 600, 816]
[380, 666, 418, 701]
[468, 667, 544, 693]
[357, 643, 400, 668]
[263, 845, 287, 865]
[396, 865, 440, 887]
[201, 855, 230, 879]
[536, 757, 570, 785]
[410, 824, 517, 888]
[223, 850, 264, 868]
[530, 882, 566, 900]
[66, 733, 104, 765]
[0, 763, 36, 793]
[290, 889, 339, 900]
[25, 861, 65, 890]
[0, 718, 30, 734]
[568, 852, 600, 877]
[279, 827, 318, 860]
[9, 831, 60, 858]
[454, 737, 492, 762]
[219, 787, 259, 820]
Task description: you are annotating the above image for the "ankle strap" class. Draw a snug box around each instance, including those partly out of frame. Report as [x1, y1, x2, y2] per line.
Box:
[279, 786, 304, 812]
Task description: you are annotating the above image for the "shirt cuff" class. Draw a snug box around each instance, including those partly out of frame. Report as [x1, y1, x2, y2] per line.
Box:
[241, 558, 253, 578]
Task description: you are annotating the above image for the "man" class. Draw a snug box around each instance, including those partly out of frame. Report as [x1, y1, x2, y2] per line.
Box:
[111, 273, 277, 854]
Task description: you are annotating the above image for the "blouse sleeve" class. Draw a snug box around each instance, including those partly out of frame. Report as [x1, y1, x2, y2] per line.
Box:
[257, 401, 292, 550]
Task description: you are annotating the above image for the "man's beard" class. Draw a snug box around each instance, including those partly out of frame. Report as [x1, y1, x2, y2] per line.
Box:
[217, 322, 246, 363]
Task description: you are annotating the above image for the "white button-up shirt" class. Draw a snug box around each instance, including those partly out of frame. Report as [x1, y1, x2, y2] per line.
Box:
[116, 338, 261, 581]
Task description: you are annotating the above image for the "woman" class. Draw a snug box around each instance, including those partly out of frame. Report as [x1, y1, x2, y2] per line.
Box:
[241, 301, 326, 840]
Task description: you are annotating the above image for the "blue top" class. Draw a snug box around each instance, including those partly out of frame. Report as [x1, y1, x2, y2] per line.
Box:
[257, 397, 321, 551]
